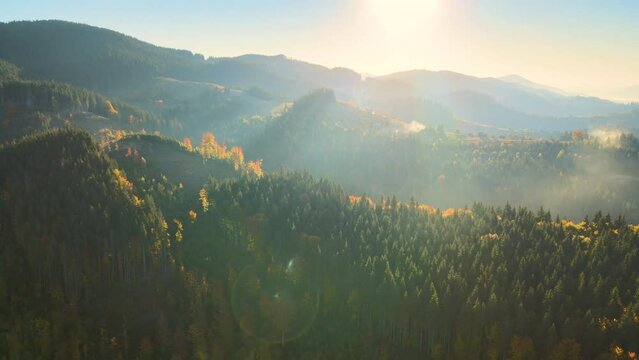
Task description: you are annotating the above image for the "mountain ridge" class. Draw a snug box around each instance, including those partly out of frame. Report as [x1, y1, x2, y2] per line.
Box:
[1, 19, 637, 135]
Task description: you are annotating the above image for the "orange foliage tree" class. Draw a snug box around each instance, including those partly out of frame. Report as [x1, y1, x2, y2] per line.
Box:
[246, 160, 264, 178]
[188, 210, 197, 222]
[113, 168, 133, 191]
[182, 137, 193, 152]
[199, 132, 227, 159]
[571, 130, 586, 142]
[198, 132, 263, 177]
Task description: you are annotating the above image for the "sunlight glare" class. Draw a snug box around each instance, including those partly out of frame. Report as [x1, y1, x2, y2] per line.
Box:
[370, 0, 440, 35]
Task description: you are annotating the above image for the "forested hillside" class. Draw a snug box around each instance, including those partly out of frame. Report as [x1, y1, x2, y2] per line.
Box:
[1, 18, 639, 359]
[0, 130, 637, 358]
[0, 130, 175, 358]
[0, 21, 317, 98]
[188, 173, 639, 358]
[112, 77, 281, 143]
[107, 132, 265, 219]
[0, 80, 175, 141]
[245, 90, 639, 221]
[2, 20, 638, 135]
[0, 21, 207, 91]
[0, 130, 259, 359]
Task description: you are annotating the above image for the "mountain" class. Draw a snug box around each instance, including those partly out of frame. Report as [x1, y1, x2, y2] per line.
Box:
[233, 54, 362, 98]
[188, 172, 639, 358]
[3, 131, 639, 358]
[3, 19, 636, 136]
[0, 20, 352, 100]
[244, 88, 421, 169]
[0, 129, 182, 359]
[0, 80, 169, 142]
[0, 20, 207, 91]
[359, 70, 639, 133]
[114, 76, 282, 143]
[499, 74, 573, 97]
[110, 134, 240, 195]
[243, 89, 639, 220]
[369, 70, 626, 118]
[1, 20, 639, 220]
[2, 21, 639, 216]
[1, 19, 639, 358]
[612, 84, 639, 103]
[0, 129, 165, 285]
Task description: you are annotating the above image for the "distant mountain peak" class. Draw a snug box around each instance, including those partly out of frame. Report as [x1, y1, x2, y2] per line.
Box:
[499, 74, 531, 83]
[498, 74, 572, 97]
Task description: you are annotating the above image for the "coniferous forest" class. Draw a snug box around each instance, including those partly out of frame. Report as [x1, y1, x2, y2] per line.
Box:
[1, 19, 639, 359]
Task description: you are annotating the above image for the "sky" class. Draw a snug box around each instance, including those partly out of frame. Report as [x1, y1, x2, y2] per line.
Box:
[2, 0, 639, 101]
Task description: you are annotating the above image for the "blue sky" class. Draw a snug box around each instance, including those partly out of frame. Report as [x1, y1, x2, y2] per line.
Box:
[2, 0, 638, 99]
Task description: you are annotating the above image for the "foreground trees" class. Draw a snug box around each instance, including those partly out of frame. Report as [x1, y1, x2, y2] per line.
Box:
[0, 130, 638, 358]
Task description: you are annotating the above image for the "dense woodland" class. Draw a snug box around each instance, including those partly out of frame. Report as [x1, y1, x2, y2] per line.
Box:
[246, 90, 639, 221]
[0, 79, 178, 141]
[0, 59, 20, 81]
[0, 21, 206, 91]
[1, 19, 639, 359]
[1, 130, 638, 359]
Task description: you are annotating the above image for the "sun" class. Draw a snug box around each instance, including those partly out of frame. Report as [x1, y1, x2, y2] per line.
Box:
[369, 0, 440, 35]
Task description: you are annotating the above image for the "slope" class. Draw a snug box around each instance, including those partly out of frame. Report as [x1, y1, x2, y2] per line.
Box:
[372, 70, 626, 117]
[0, 20, 313, 98]
[184, 172, 639, 358]
[244, 88, 421, 171]
[0, 129, 177, 358]
[0, 80, 170, 142]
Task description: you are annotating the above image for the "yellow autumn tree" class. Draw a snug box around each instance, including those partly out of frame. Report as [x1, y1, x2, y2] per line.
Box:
[114, 130, 126, 141]
[230, 146, 245, 170]
[246, 159, 264, 178]
[173, 219, 183, 243]
[182, 137, 193, 152]
[199, 132, 217, 158]
[442, 208, 456, 218]
[113, 168, 133, 191]
[132, 195, 143, 207]
[199, 132, 228, 159]
[102, 100, 118, 115]
[199, 188, 209, 212]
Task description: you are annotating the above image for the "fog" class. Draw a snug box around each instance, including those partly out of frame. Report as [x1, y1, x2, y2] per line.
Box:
[250, 118, 639, 222]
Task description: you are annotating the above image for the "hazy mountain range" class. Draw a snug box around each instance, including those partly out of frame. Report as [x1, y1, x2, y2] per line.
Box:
[2, 20, 639, 358]
[1, 20, 637, 136]
[611, 84, 639, 103]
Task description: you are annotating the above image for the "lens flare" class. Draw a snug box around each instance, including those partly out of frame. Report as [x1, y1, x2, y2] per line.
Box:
[231, 255, 320, 343]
